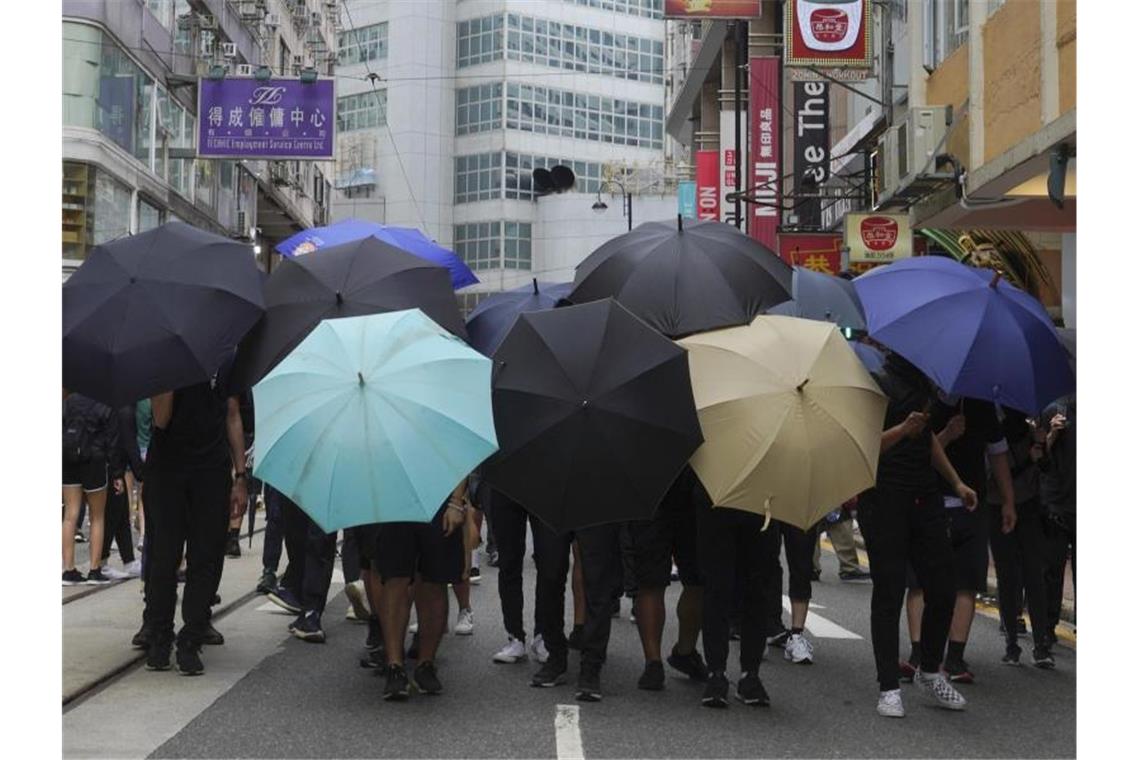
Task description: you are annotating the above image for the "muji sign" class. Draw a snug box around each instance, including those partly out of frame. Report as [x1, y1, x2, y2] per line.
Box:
[749, 56, 780, 251]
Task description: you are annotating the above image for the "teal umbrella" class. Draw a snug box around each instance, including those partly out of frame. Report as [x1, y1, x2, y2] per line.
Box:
[252, 310, 499, 531]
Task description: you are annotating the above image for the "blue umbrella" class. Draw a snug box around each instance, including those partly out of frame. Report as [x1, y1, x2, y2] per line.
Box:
[853, 256, 1075, 414]
[850, 341, 886, 374]
[791, 267, 867, 330]
[276, 218, 479, 290]
[465, 279, 573, 356]
[252, 310, 499, 531]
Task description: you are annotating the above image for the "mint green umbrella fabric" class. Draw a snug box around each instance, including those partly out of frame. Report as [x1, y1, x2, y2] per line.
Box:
[253, 310, 498, 530]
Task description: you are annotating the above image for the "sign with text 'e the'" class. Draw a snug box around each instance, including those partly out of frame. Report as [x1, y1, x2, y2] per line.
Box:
[793, 80, 830, 228]
[845, 213, 913, 263]
[695, 150, 720, 222]
[678, 181, 698, 219]
[197, 78, 336, 160]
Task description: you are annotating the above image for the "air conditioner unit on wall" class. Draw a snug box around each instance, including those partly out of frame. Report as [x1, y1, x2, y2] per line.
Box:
[875, 106, 952, 208]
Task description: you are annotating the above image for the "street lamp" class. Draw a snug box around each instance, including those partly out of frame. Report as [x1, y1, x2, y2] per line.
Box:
[592, 179, 632, 232]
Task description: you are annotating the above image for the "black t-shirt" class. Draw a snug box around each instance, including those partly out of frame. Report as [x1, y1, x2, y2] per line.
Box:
[873, 355, 938, 495]
[930, 397, 1004, 498]
[149, 354, 235, 470]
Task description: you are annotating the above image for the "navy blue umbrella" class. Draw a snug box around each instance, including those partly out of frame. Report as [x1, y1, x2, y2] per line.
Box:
[465, 279, 572, 356]
[791, 267, 867, 330]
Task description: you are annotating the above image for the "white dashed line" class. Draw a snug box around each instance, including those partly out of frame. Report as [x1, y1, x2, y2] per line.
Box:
[555, 704, 585, 760]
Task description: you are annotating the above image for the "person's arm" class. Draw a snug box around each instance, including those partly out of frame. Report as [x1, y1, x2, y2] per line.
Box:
[151, 392, 174, 430]
[936, 413, 966, 449]
[104, 407, 124, 481]
[118, 407, 144, 480]
[988, 447, 1017, 533]
[442, 477, 470, 536]
[930, 433, 977, 509]
[881, 411, 929, 453]
[226, 397, 249, 521]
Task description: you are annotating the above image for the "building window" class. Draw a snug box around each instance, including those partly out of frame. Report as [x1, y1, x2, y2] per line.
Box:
[145, 0, 174, 29]
[505, 82, 663, 149]
[454, 221, 503, 270]
[507, 152, 603, 200]
[138, 197, 163, 232]
[454, 152, 503, 203]
[456, 83, 503, 136]
[924, 0, 970, 70]
[337, 90, 386, 132]
[565, 0, 663, 18]
[457, 291, 492, 318]
[506, 14, 663, 84]
[503, 222, 532, 270]
[457, 15, 504, 68]
[63, 162, 135, 261]
[342, 185, 375, 199]
[338, 22, 388, 65]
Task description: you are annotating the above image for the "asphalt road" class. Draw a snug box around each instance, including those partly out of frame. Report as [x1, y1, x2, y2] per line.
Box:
[113, 544, 1077, 760]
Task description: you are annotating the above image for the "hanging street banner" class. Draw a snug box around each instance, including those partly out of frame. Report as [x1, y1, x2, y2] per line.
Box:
[845, 212, 913, 263]
[779, 233, 843, 273]
[785, 0, 873, 81]
[719, 110, 747, 226]
[695, 150, 721, 222]
[793, 81, 830, 228]
[678, 181, 698, 219]
[664, 1, 762, 18]
[748, 56, 780, 252]
[197, 78, 336, 160]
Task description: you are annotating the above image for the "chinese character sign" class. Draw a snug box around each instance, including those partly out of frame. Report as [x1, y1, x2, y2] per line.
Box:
[749, 56, 780, 251]
[778, 233, 843, 273]
[785, 0, 873, 80]
[197, 78, 335, 160]
[844, 213, 913, 263]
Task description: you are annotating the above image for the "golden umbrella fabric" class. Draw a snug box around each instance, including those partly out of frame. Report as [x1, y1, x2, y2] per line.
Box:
[679, 315, 888, 530]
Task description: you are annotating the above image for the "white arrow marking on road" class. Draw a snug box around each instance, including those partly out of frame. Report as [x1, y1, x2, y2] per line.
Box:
[555, 704, 585, 760]
[782, 595, 863, 639]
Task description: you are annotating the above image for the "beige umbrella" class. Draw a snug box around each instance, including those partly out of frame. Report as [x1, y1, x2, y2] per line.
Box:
[679, 315, 888, 530]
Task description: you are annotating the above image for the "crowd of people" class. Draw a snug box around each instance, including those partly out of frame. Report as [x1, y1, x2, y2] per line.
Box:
[62, 343, 1076, 715]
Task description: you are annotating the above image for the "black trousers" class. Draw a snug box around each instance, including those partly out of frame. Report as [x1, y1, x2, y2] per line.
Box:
[699, 502, 780, 674]
[341, 528, 361, 585]
[487, 489, 541, 642]
[141, 463, 230, 646]
[1043, 511, 1076, 631]
[101, 483, 136, 564]
[859, 489, 955, 691]
[989, 497, 1050, 649]
[261, 486, 286, 575]
[619, 524, 638, 599]
[279, 494, 337, 615]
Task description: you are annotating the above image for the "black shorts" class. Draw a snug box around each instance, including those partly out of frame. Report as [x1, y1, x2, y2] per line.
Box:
[905, 505, 989, 593]
[375, 506, 464, 584]
[63, 458, 108, 492]
[628, 468, 702, 589]
[351, 523, 381, 571]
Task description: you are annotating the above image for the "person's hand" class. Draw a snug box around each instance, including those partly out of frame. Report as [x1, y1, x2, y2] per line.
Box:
[442, 502, 465, 536]
[230, 479, 249, 521]
[1001, 501, 1017, 534]
[901, 411, 929, 438]
[113, 478, 124, 495]
[941, 414, 966, 443]
[1050, 413, 1067, 432]
[956, 482, 978, 511]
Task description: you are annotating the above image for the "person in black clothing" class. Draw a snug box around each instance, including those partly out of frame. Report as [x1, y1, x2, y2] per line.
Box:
[484, 483, 547, 665]
[265, 490, 338, 643]
[63, 392, 120, 585]
[1038, 399, 1075, 644]
[140, 358, 248, 676]
[764, 520, 819, 665]
[98, 406, 144, 578]
[860, 352, 976, 718]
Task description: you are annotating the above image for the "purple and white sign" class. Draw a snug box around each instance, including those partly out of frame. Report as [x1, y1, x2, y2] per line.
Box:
[197, 78, 336, 160]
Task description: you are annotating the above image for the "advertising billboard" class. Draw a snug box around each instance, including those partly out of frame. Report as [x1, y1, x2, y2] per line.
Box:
[785, 0, 874, 81]
[748, 56, 780, 251]
[695, 150, 720, 222]
[845, 213, 913, 263]
[197, 78, 336, 160]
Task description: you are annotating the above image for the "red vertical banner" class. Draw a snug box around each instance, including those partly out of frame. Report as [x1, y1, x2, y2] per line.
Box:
[695, 150, 720, 222]
[749, 56, 781, 251]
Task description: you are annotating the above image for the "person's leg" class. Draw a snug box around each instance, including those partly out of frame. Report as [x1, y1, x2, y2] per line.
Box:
[989, 503, 1023, 651]
[261, 486, 285, 576]
[944, 506, 988, 674]
[342, 528, 361, 585]
[278, 494, 308, 598]
[782, 522, 816, 630]
[828, 519, 862, 575]
[629, 517, 670, 664]
[101, 481, 123, 564]
[576, 523, 623, 670]
[697, 502, 734, 676]
[764, 529, 786, 639]
[86, 484, 108, 572]
[1014, 498, 1052, 651]
[299, 517, 338, 614]
[112, 483, 136, 564]
[414, 581, 449, 662]
[62, 485, 83, 572]
[741, 515, 777, 675]
[860, 490, 911, 692]
[141, 466, 189, 654]
[812, 531, 823, 576]
[490, 492, 529, 641]
[532, 523, 572, 673]
[905, 587, 924, 668]
[571, 540, 586, 628]
[909, 495, 957, 676]
[381, 577, 413, 666]
[178, 467, 230, 649]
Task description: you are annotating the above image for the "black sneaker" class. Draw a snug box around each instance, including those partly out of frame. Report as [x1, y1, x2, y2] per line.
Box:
[383, 664, 410, 701]
[735, 672, 770, 706]
[532, 658, 568, 688]
[131, 625, 152, 650]
[576, 663, 603, 702]
[145, 636, 173, 671]
[487, 550, 500, 568]
[211, 594, 221, 606]
[567, 624, 584, 651]
[468, 566, 482, 585]
[406, 632, 420, 661]
[62, 569, 85, 586]
[1001, 645, 1022, 666]
[86, 568, 113, 585]
[1017, 617, 1029, 638]
[667, 649, 710, 682]
[366, 617, 383, 651]
[290, 611, 326, 643]
[359, 649, 386, 669]
[943, 658, 975, 684]
[267, 587, 303, 615]
[702, 672, 729, 708]
[839, 569, 873, 582]
[638, 660, 665, 691]
[256, 570, 277, 594]
[176, 643, 204, 676]
[413, 660, 443, 695]
[766, 628, 790, 648]
[225, 534, 241, 558]
[203, 624, 225, 646]
[1032, 647, 1056, 669]
[810, 569, 821, 582]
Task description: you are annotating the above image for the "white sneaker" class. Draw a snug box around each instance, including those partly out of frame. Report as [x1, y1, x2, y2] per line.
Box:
[455, 607, 475, 636]
[101, 565, 132, 580]
[493, 636, 527, 663]
[877, 689, 905, 718]
[915, 669, 967, 711]
[784, 633, 815, 664]
[123, 559, 142, 578]
[344, 580, 369, 622]
[528, 634, 550, 664]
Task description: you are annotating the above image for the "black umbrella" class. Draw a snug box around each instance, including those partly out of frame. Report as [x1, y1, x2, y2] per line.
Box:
[566, 217, 792, 338]
[231, 235, 466, 390]
[63, 222, 265, 407]
[482, 299, 704, 534]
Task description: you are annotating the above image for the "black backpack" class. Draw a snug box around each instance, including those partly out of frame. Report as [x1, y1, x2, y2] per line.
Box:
[62, 415, 93, 464]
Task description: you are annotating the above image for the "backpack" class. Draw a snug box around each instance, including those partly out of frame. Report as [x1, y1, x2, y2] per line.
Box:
[62, 416, 93, 464]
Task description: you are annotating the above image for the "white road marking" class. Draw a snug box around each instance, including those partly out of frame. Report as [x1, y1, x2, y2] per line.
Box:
[555, 704, 585, 760]
[782, 595, 863, 640]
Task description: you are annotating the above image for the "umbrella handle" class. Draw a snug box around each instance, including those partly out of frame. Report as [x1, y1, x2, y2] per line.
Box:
[759, 496, 772, 532]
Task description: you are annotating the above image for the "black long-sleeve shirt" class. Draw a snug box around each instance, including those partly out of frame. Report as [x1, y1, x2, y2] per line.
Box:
[1039, 401, 1075, 516]
[115, 405, 144, 480]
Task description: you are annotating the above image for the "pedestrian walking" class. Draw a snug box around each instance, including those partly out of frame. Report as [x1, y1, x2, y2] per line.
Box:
[98, 405, 144, 579]
[62, 391, 119, 585]
[266, 492, 338, 643]
[484, 483, 547, 665]
[1038, 399, 1075, 645]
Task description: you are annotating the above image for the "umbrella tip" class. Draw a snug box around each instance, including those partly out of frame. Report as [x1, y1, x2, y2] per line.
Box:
[533, 278, 539, 295]
[358, 371, 365, 386]
[796, 378, 810, 393]
[677, 214, 683, 233]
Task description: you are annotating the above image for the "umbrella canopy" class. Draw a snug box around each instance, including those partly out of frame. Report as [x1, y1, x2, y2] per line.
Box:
[231, 236, 466, 391]
[253, 310, 499, 531]
[567, 218, 792, 338]
[850, 341, 886, 374]
[1056, 327, 1076, 365]
[63, 221, 264, 407]
[483, 299, 704, 534]
[465, 279, 573, 356]
[854, 256, 1075, 414]
[276, 218, 478, 290]
[680, 315, 888, 530]
[788, 267, 867, 330]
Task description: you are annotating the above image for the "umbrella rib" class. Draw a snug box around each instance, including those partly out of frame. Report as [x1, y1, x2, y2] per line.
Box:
[805, 388, 886, 478]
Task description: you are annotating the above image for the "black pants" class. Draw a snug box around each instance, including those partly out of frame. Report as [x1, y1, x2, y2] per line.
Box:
[487, 489, 541, 642]
[101, 483, 136, 564]
[989, 497, 1050, 649]
[619, 524, 638, 599]
[1043, 511, 1076, 631]
[859, 489, 955, 691]
[699, 502, 780, 674]
[262, 486, 286, 575]
[279, 494, 337, 615]
[142, 463, 230, 646]
[341, 528, 361, 585]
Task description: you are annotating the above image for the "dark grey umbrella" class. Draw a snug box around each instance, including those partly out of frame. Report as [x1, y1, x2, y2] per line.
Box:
[787, 266, 867, 330]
